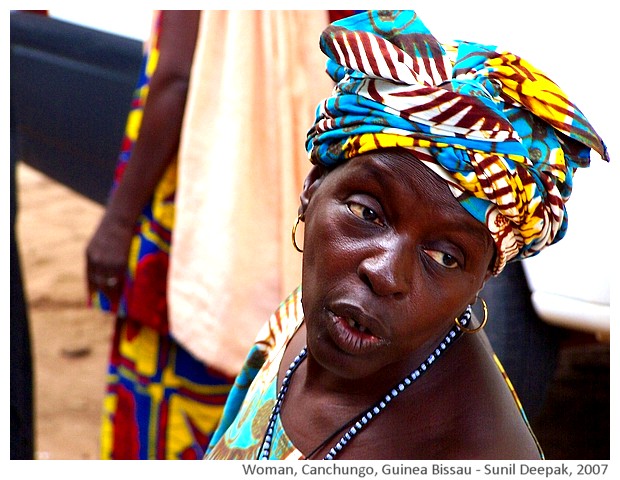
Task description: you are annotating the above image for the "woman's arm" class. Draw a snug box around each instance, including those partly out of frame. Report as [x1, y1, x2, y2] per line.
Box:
[86, 10, 200, 302]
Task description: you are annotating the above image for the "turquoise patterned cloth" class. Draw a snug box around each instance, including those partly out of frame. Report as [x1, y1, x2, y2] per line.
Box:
[306, 10, 609, 274]
[205, 287, 305, 460]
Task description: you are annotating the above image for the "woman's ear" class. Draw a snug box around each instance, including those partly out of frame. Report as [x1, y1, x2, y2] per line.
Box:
[299, 165, 327, 217]
[470, 269, 494, 306]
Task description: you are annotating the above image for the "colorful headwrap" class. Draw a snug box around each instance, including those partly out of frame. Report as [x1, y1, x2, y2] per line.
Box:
[306, 10, 609, 274]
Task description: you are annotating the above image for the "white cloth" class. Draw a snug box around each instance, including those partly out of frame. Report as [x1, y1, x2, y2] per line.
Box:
[169, 11, 333, 376]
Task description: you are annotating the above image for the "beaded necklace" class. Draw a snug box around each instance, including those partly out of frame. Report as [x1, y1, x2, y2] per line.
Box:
[257, 306, 473, 460]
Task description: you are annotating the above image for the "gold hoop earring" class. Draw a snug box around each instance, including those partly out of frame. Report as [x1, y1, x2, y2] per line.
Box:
[455, 297, 488, 334]
[292, 214, 304, 253]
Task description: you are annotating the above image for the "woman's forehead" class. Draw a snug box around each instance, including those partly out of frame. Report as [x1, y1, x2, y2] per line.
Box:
[330, 150, 495, 247]
[337, 150, 452, 199]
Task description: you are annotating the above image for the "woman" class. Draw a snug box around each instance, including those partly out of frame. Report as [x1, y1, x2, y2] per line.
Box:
[86, 11, 335, 459]
[85, 11, 234, 460]
[204, 10, 608, 460]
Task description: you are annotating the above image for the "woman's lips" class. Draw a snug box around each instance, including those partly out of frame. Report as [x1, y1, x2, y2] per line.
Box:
[326, 307, 387, 355]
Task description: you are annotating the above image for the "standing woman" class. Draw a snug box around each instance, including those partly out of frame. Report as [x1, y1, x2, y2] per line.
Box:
[205, 10, 608, 460]
[86, 10, 334, 459]
[85, 11, 230, 460]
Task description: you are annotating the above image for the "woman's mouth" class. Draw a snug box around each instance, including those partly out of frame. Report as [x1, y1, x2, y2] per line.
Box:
[346, 317, 369, 333]
[327, 308, 387, 355]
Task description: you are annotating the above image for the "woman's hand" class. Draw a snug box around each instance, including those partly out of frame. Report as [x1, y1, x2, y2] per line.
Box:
[85, 212, 135, 306]
[84, 10, 200, 310]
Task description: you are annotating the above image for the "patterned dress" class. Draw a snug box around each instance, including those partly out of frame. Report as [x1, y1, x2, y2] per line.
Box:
[92, 11, 234, 460]
[205, 287, 304, 460]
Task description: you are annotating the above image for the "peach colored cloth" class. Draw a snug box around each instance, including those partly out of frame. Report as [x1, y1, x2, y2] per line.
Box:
[169, 11, 333, 377]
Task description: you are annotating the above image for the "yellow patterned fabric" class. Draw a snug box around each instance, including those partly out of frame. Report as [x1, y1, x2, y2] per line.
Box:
[100, 318, 233, 459]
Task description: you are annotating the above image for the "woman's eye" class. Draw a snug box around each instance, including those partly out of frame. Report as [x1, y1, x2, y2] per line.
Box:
[424, 249, 459, 269]
[348, 202, 383, 226]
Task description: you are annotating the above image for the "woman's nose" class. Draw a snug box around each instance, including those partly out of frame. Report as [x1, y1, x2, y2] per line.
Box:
[357, 240, 412, 297]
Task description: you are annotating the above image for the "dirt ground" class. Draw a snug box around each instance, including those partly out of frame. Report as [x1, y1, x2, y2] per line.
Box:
[16, 163, 114, 460]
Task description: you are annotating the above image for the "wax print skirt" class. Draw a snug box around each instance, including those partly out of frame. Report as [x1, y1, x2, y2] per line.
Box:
[92, 11, 233, 459]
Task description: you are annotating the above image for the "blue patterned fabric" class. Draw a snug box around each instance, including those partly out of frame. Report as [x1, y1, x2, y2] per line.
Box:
[306, 10, 609, 274]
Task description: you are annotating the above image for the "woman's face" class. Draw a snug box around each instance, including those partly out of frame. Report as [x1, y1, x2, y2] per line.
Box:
[300, 149, 495, 382]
